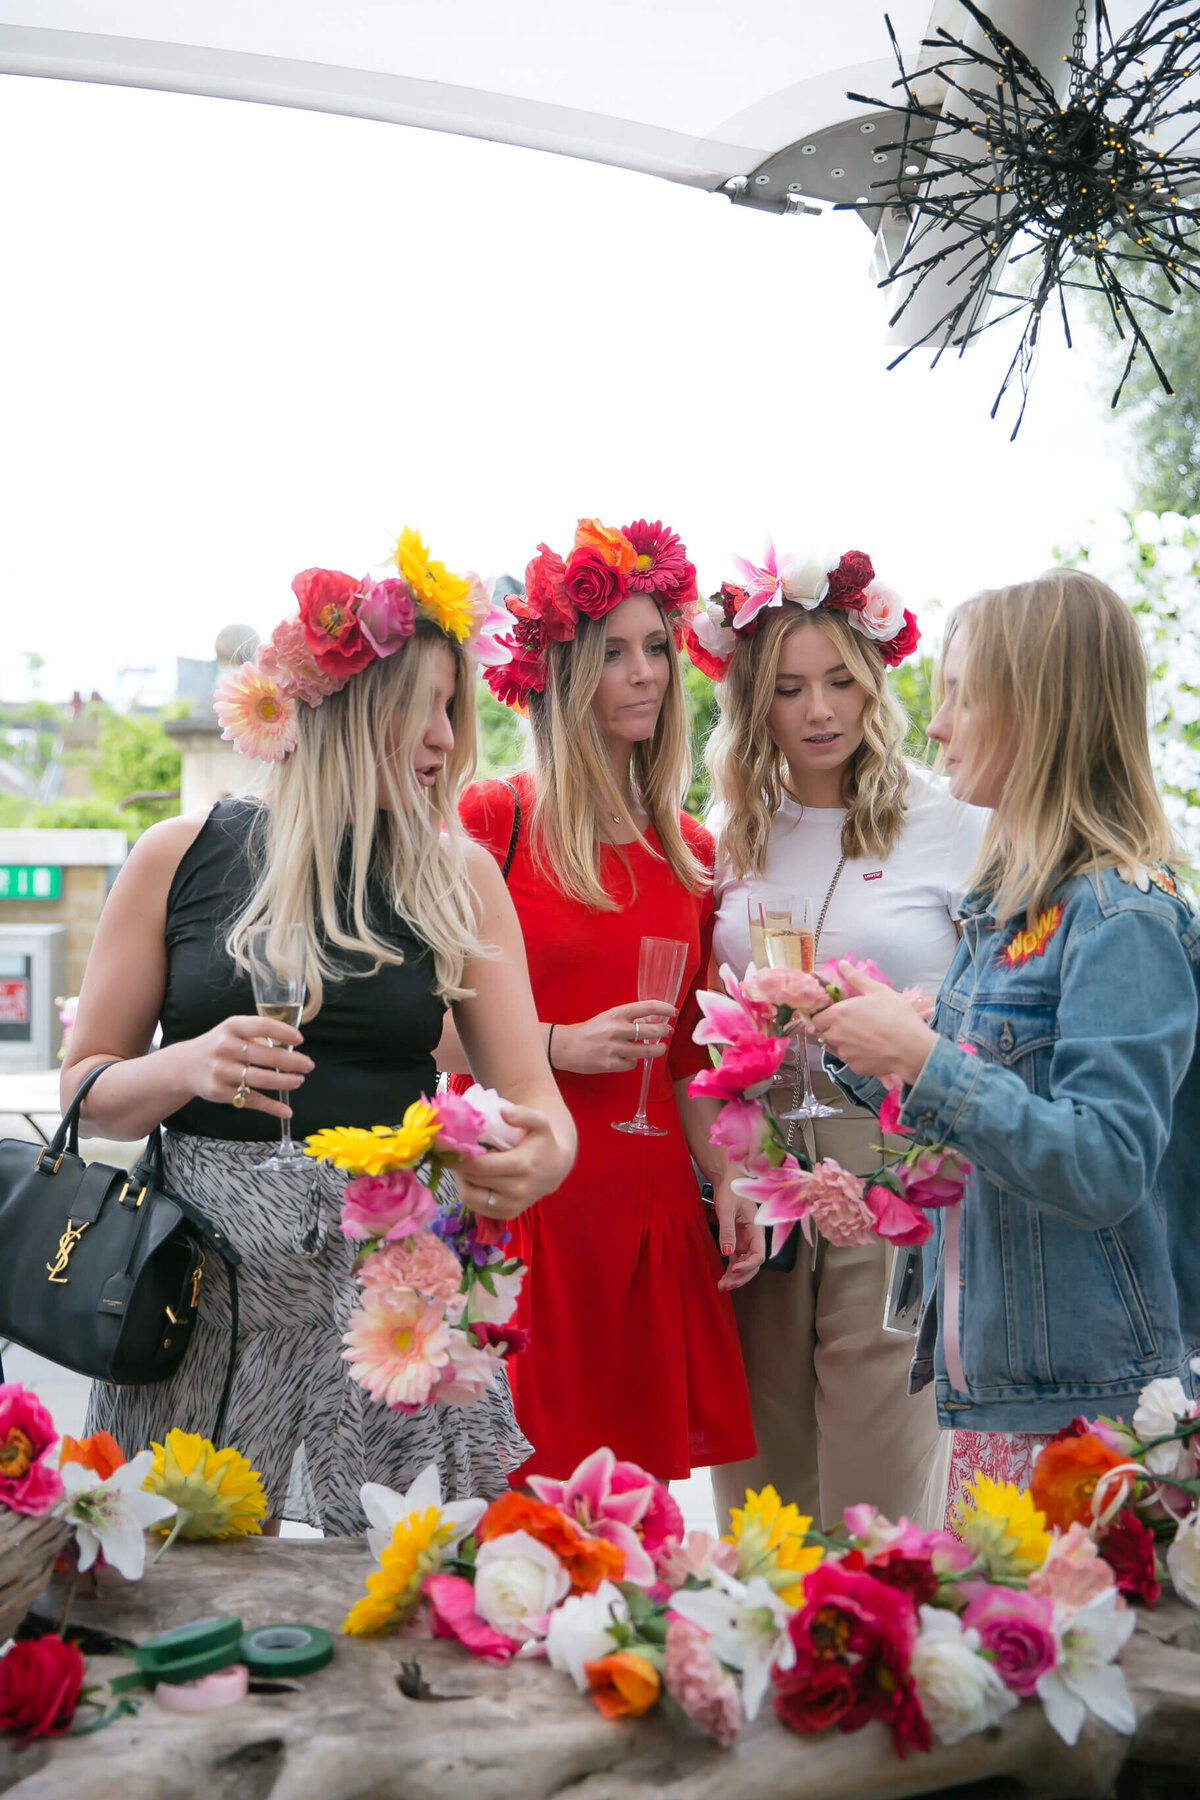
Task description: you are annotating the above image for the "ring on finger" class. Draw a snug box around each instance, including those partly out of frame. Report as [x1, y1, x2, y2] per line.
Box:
[232, 1083, 250, 1109]
[485, 1191, 497, 1210]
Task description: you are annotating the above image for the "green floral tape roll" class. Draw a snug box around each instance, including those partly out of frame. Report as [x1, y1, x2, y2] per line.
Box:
[238, 1623, 333, 1677]
[136, 1616, 244, 1676]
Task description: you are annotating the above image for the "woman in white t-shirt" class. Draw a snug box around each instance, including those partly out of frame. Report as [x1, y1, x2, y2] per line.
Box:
[684, 547, 984, 1532]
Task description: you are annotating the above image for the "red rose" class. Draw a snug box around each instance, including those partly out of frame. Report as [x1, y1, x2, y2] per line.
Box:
[0, 1635, 85, 1738]
[879, 609, 921, 667]
[563, 547, 628, 619]
[824, 550, 875, 610]
[292, 568, 376, 677]
[773, 1655, 859, 1735]
[1100, 1509, 1161, 1603]
[522, 545, 576, 642]
[716, 582, 750, 631]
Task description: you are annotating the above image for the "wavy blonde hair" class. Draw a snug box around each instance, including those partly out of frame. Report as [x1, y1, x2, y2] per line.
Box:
[525, 603, 707, 909]
[227, 621, 482, 1013]
[706, 605, 910, 877]
[950, 569, 1174, 926]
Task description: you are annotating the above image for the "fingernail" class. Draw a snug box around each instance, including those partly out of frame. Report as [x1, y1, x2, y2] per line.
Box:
[721, 1243, 733, 1256]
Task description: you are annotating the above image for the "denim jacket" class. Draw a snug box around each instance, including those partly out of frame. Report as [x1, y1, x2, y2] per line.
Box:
[837, 863, 1200, 1432]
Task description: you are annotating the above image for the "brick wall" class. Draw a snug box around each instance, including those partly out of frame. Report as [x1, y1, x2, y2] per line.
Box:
[0, 865, 112, 994]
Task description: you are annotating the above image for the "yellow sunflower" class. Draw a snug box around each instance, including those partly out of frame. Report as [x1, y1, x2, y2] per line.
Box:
[392, 527, 472, 642]
[725, 1484, 822, 1606]
[343, 1505, 460, 1636]
[952, 1474, 1051, 1577]
[143, 1430, 267, 1539]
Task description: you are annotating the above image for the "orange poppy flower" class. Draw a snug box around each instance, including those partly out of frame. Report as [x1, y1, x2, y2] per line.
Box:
[1029, 1433, 1131, 1532]
[584, 1651, 662, 1719]
[573, 518, 636, 574]
[58, 1431, 125, 1480]
[477, 1491, 625, 1593]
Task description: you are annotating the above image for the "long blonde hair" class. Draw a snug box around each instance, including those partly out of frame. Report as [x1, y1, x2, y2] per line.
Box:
[952, 569, 1174, 925]
[706, 605, 910, 877]
[525, 604, 707, 909]
[227, 622, 482, 1012]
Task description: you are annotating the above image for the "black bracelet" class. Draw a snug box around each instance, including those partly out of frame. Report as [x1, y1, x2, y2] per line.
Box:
[546, 1023, 556, 1069]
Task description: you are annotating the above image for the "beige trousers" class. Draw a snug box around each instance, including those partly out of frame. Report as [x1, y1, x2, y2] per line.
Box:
[711, 1072, 950, 1534]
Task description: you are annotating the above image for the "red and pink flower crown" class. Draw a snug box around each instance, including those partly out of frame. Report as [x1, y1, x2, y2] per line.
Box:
[482, 516, 699, 710]
[682, 542, 920, 681]
[214, 527, 513, 762]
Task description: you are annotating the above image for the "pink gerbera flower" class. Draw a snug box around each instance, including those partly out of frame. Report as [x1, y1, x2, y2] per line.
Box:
[622, 519, 697, 604]
[342, 1289, 453, 1409]
[213, 662, 298, 762]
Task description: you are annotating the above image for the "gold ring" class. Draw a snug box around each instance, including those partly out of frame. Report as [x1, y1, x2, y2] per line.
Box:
[232, 1084, 249, 1109]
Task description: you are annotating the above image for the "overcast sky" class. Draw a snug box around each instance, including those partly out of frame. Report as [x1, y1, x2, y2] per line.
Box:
[0, 71, 1131, 707]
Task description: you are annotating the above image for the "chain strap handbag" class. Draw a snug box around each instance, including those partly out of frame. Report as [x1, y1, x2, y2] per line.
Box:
[0, 1062, 241, 1442]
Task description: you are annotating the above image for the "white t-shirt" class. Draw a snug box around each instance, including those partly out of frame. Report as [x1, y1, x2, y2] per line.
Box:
[710, 763, 987, 1000]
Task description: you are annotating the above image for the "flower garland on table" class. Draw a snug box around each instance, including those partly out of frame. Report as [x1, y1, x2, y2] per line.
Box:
[685, 956, 968, 1251]
[304, 1084, 528, 1413]
[683, 541, 920, 682]
[482, 516, 699, 710]
[213, 526, 515, 762]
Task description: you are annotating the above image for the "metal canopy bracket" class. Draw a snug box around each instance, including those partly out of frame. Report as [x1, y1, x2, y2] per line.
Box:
[723, 110, 921, 229]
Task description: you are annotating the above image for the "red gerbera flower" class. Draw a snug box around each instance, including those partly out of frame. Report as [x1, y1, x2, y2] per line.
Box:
[623, 519, 696, 604]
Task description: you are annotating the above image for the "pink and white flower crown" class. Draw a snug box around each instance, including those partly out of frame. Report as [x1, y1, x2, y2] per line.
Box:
[482, 516, 698, 711]
[683, 542, 920, 681]
[213, 526, 514, 762]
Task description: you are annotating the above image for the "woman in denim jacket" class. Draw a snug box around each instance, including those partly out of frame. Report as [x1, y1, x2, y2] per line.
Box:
[814, 570, 1200, 1515]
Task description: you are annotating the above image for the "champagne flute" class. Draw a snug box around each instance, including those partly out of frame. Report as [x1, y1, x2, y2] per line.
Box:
[747, 896, 768, 969]
[612, 935, 689, 1136]
[246, 923, 308, 1171]
[766, 899, 842, 1122]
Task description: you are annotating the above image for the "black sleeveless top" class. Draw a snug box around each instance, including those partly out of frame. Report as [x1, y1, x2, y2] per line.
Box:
[160, 799, 447, 1141]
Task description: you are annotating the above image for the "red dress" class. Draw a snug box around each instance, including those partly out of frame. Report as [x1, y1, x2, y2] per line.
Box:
[456, 775, 755, 1482]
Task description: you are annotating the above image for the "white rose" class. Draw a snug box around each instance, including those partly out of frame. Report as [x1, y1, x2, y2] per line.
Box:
[693, 606, 737, 658]
[853, 580, 906, 642]
[779, 553, 830, 607]
[910, 1608, 1018, 1746]
[459, 1083, 523, 1150]
[1133, 1377, 1194, 1476]
[1167, 1512, 1200, 1609]
[472, 1531, 570, 1642]
[545, 1582, 630, 1690]
[465, 1262, 525, 1325]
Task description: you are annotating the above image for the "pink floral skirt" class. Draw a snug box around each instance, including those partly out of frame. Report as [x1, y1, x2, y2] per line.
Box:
[943, 1430, 1054, 1532]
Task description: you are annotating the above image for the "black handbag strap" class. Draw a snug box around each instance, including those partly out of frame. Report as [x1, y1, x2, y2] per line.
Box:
[43, 1059, 120, 1161]
[500, 781, 521, 881]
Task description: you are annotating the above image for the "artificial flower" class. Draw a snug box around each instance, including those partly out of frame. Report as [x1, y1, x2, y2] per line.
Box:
[59, 1449, 177, 1580]
[358, 1233, 465, 1303]
[877, 1087, 905, 1136]
[58, 1431, 124, 1480]
[360, 1463, 486, 1564]
[463, 1260, 525, 1326]
[293, 567, 375, 676]
[1099, 1509, 1160, 1603]
[584, 1651, 661, 1720]
[740, 964, 829, 1014]
[529, 1448, 660, 1586]
[952, 1474, 1051, 1577]
[0, 1384, 62, 1517]
[342, 1288, 453, 1410]
[622, 518, 697, 603]
[257, 614, 341, 705]
[663, 1617, 743, 1747]
[1027, 1521, 1116, 1612]
[879, 610, 921, 667]
[463, 576, 516, 667]
[772, 1653, 859, 1736]
[909, 1606, 1018, 1745]
[689, 1035, 790, 1102]
[685, 601, 738, 679]
[735, 1156, 875, 1251]
[424, 1572, 519, 1663]
[899, 1148, 970, 1209]
[817, 953, 889, 995]
[1030, 1434, 1133, 1532]
[563, 546, 628, 619]
[483, 636, 546, 706]
[1166, 1509, 1200, 1608]
[0, 1635, 85, 1738]
[842, 1506, 972, 1576]
[960, 1585, 1057, 1697]
[430, 1331, 503, 1406]
[823, 550, 875, 610]
[573, 517, 636, 575]
[779, 551, 834, 606]
[469, 1318, 530, 1355]
[729, 541, 790, 630]
[545, 1581, 630, 1690]
[456, 1083, 523, 1150]
[854, 581, 906, 642]
[213, 662, 298, 762]
[357, 577, 417, 657]
[657, 1528, 740, 1589]
[429, 1088, 490, 1157]
[725, 1484, 822, 1605]
[1132, 1377, 1196, 1478]
[143, 1430, 267, 1540]
[863, 1180, 933, 1247]
[853, 1544, 940, 1607]
[344, 1502, 460, 1636]
[670, 1572, 795, 1721]
[520, 545, 576, 641]
[340, 1169, 439, 1241]
[392, 528, 473, 642]
[780, 1562, 929, 1756]
[472, 1530, 571, 1643]
[1035, 1588, 1137, 1746]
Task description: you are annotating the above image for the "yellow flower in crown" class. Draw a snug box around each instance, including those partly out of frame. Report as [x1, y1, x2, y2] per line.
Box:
[952, 1474, 1051, 1577]
[391, 527, 472, 643]
[143, 1430, 267, 1540]
[725, 1484, 822, 1605]
[343, 1505, 458, 1636]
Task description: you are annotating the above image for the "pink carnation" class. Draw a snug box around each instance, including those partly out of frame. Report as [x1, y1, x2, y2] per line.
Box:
[688, 1036, 789, 1101]
[341, 1168, 439, 1241]
[803, 1159, 877, 1247]
[663, 1618, 743, 1746]
[430, 1088, 490, 1158]
[258, 616, 341, 706]
[424, 1573, 519, 1663]
[741, 964, 829, 1016]
[1027, 1522, 1116, 1612]
[0, 1384, 62, 1516]
[357, 1231, 464, 1302]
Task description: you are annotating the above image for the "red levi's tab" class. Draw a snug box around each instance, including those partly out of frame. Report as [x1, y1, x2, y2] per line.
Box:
[863, 870, 883, 881]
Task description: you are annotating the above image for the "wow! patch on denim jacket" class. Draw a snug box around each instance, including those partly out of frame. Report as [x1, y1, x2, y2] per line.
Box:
[861, 863, 1199, 1433]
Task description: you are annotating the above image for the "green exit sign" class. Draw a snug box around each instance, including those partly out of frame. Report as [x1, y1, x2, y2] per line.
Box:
[0, 865, 61, 900]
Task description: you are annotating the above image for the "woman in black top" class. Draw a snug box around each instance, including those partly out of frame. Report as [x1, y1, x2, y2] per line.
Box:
[62, 544, 574, 1532]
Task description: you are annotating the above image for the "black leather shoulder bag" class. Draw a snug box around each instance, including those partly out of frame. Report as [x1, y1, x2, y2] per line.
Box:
[0, 1063, 241, 1443]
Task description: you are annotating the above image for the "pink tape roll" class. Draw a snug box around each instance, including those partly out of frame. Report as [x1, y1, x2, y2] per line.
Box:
[153, 1662, 249, 1713]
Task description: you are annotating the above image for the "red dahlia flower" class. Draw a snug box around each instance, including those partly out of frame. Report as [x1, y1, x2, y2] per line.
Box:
[824, 551, 875, 610]
[1100, 1509, 1160, 1603]
[293, 567, 376, 677]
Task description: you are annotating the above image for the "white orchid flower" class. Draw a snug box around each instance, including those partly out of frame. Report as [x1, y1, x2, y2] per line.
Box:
[59, 1450, 177, 1581]
[668, 1570, 794, 1721]
[545, 1582, 629, 1691]
[1035, 1588, 1137, 1746]
[360, 1463, 486, 1563]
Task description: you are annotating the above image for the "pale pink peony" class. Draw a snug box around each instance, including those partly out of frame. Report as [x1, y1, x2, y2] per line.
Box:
[341, 1168, 439, 1241]
[657, 1529, 740, 1587]
[741, 964, 829, 1016]
[853, 580, 906, 643]
[342, 1289, 453, 1408]
[663, 1617, 743, 1746]
[430, 1088, 490, 1157]
[0, 1383, 63, 1516]
[1028, 1522, 1116, 1613]
[358, 1231, 464, 1302]
[258, 615, 342, 706]
[213, 662, 298, 762]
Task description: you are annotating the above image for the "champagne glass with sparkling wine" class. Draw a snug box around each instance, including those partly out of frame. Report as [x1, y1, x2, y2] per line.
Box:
[612, 936, 689, 1137]
[765, 898, 841, 1122]
[246, 923, 308, 1171]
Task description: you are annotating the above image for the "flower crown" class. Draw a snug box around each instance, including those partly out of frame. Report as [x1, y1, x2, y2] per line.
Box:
[482, 517, 699, 710]
[214, 528, 513, 761]
[683, 542, 920, 681]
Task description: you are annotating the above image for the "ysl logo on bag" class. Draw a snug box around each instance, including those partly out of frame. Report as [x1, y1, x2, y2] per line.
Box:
[46, 1218, 90, 1284]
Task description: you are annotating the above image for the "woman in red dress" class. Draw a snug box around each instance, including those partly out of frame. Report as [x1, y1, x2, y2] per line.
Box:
[441, 517, 761, 1481]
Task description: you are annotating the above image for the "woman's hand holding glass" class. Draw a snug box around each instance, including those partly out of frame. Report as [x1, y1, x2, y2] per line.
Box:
[546, 1000, 678, 1075]
[176, 1015, 312, 1118]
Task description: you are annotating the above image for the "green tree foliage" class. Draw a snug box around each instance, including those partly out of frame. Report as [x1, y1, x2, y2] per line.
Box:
[474, 681, 527, 778]
[89, 710, 182, 833]
[1088, 255, 1200, 514]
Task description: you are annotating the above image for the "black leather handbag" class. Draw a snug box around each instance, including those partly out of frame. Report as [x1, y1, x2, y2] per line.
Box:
[0, 1063, 241, 1442]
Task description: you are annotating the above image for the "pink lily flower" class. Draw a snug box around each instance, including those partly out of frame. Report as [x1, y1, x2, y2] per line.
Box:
[692, 966, 774, 1045]
[688, 1035, 789, 1101]
[529, 1447, 658, 1586]
[729, 541, 788, 629]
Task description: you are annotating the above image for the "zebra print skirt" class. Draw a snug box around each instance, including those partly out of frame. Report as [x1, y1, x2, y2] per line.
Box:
[85, 1132, 532, 1535]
